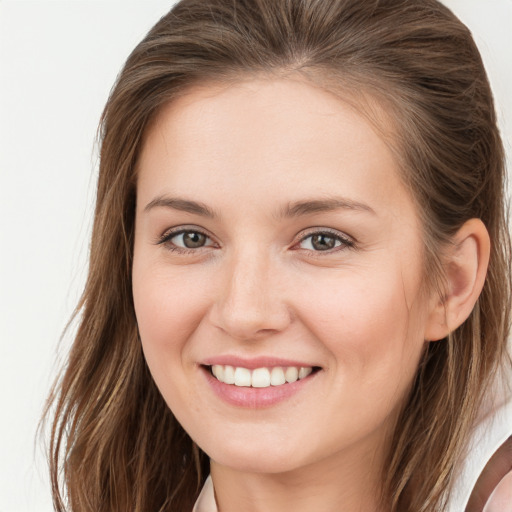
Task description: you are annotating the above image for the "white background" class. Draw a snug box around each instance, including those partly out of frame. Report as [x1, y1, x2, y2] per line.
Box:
[0, 1, 510, 511]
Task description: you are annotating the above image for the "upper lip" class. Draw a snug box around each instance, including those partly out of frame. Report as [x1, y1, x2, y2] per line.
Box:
[201, 355, 320, 370]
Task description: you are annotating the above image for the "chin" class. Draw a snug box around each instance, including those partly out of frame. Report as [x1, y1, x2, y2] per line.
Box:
[213, 456, 303, 475]
[204, 437, 308, 475]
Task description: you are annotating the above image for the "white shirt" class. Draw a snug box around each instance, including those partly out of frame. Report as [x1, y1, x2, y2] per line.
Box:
[192, 475, 216, 512]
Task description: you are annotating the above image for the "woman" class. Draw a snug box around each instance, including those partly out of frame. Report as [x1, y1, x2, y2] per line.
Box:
[42, 0, 511, 510]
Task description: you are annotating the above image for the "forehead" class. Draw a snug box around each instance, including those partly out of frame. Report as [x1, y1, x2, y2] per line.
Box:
[136, 77, 416, 221]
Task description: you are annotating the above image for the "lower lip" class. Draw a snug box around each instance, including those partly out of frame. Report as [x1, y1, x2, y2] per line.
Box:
[201, 366, 319, 408]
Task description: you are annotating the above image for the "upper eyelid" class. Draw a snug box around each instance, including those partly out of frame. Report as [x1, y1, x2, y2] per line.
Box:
[157, 226, 216, 246]
[295, 227, 355, 244]
[292, 229, 356, 255]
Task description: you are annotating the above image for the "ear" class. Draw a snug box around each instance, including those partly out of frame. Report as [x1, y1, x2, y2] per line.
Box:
[424, 218, 490, 342]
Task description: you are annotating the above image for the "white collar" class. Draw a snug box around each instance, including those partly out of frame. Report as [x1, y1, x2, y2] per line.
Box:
[192, 475, 217, 512]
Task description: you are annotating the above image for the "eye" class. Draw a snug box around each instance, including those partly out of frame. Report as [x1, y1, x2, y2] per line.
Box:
[297, 230, 354, 252]
[158, 228, 215, 252]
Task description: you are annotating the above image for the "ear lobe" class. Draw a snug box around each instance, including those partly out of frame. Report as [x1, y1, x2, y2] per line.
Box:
[424, 218, 490, 342]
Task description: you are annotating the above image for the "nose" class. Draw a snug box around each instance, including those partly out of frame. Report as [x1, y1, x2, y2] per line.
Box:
[208, 249, 292, 341]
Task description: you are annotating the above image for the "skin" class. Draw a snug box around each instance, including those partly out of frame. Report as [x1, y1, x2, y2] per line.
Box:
[132, 77, 488, 512]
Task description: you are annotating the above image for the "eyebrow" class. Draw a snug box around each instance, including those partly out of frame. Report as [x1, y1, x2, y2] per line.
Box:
[279, 197, 376, 218]
[144, 196, 217, 218]
[143, 195, 376, 219]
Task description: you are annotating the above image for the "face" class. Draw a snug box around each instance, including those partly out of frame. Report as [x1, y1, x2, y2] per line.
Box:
[132, 77, 435, 477]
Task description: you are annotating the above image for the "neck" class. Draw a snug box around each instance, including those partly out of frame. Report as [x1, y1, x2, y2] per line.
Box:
[210, 440, 389, 512]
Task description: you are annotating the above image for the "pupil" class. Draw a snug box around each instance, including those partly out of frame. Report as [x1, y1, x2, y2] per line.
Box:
[184, 232, 206, 248]
[312, 234, 335, 251]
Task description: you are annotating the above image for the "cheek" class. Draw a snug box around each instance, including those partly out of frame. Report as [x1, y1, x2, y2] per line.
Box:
[132, 265, 218, 431]
[291, 267, 428, 452]
[298, 263, 427, 387]
[132, 261, 211, 384]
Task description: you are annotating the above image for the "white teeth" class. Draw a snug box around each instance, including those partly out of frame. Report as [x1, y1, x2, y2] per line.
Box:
[270, 366, 286, 386]
[298, 367, 312, 379]
[251, 368, 271, 388]
[285, 366, 299, 383]
[223, 365, 235, 384]
[212, 365, 223, 380]
[210, 364, 315, 387]
[234, 367, 252, 387]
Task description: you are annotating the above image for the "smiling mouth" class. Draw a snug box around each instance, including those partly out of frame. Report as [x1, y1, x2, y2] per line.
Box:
[207, 364, 321, 388]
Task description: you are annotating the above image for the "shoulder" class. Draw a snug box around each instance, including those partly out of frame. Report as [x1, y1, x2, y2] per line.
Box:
[448, 376, 512, 511]
[466, 436, 512, 511]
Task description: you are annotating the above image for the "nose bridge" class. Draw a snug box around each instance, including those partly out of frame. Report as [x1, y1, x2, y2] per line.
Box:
[211, 244, 290, 339]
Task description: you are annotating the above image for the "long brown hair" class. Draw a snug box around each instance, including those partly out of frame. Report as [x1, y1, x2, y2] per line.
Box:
[40, 0, 511, 510]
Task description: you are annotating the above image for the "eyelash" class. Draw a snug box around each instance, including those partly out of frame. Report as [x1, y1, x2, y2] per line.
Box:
[156, 227, 355, 255]
[157, 228, 215, 254]
[295, 229, 355, 255]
